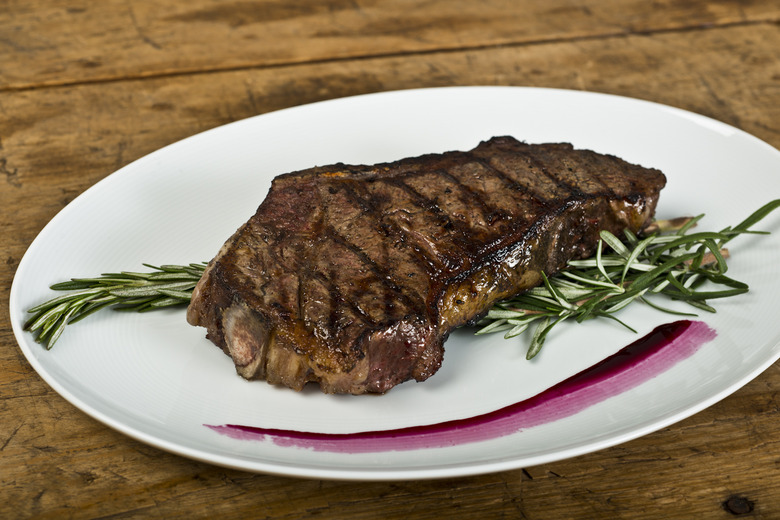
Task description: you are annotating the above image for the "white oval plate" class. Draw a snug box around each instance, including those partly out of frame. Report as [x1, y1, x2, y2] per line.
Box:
[10, 87, 780, 480]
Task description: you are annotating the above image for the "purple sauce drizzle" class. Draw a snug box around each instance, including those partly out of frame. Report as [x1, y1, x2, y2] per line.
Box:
[206, 320, 715, 453]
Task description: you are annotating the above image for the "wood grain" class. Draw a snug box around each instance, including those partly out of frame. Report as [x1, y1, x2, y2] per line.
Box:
[3, 0, 779, 90]
[2, 1, 780, 518]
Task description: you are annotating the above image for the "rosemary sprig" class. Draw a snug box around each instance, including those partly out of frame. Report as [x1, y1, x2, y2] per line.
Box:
[23, 200, 780, 355]
[475, 199, 780, 360]
[24, 263, 207, 349]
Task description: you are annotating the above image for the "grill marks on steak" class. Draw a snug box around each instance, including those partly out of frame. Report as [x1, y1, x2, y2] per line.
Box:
[187, 136, 666, 394]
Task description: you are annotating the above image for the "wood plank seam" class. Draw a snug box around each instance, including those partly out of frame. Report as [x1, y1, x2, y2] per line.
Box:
[2, 18, 777, 94]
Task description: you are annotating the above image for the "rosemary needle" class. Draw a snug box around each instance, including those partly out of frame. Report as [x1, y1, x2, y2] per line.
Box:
[475, 199, 780, 360]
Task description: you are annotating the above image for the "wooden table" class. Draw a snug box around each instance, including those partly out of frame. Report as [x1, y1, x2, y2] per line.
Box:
[3, 1, 780, 517]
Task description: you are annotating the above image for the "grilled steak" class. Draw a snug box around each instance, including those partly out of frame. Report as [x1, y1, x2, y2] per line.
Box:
[187, 136, 666, 394]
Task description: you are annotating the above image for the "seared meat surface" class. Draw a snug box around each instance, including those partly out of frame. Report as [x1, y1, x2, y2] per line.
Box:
[187, 136, 666, 394]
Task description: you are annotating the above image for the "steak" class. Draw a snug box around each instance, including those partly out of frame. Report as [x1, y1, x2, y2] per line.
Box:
[186, 136, 666, 394]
